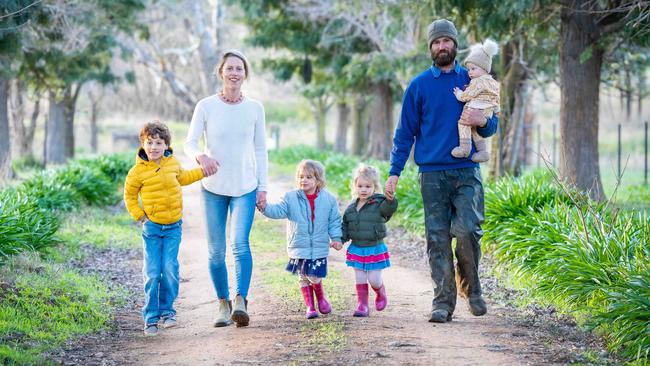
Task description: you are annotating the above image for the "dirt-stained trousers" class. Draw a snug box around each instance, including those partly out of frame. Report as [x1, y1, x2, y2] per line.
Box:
[419, 167, 485, 315]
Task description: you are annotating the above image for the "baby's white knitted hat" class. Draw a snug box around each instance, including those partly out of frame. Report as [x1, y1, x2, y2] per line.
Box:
[463, 39, 499, 73]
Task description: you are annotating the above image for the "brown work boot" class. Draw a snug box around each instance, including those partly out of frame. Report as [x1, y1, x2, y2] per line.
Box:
[231, 294, 249, 327]
[468, 295, 487, 316]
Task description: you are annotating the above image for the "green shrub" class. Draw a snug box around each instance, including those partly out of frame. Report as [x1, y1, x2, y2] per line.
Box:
[54, 163, 119, 206]
[11, 155, 44, 172]
[1, 153, 130, 261]
[484, 173, 650, 361]
[17, 171, 82, 211]
[77, 153, 132, 183]
[0, 190, 60, 259]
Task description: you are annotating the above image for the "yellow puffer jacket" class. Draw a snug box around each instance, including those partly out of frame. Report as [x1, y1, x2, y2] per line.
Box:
[124, 148, 204, 224]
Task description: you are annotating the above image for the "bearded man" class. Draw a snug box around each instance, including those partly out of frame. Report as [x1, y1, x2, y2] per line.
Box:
[384, 19, 499, 323]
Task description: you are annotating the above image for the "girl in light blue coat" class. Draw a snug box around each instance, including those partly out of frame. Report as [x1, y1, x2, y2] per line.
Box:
[260, 159, 342, 319]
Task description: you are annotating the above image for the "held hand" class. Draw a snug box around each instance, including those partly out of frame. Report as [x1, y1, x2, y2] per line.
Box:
[197, 154, 220, 176]
[256, 191, 267, 211]
[330, 241, 343, 251]
[459, 108, 487, 128]
[138, 215, 149, 225]
[384, 175, 399, 201]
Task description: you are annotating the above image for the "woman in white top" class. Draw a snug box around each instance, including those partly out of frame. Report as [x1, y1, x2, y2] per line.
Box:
[185, 50, 268, 328]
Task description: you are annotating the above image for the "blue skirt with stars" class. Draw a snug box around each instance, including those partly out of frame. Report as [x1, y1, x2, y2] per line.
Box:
[286, 257, 328, 278]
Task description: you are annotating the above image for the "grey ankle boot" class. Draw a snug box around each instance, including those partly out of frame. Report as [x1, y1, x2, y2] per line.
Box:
[213, 299, 232, 327]
[231, 294, 249, 327]
[451, 138, 472, 158]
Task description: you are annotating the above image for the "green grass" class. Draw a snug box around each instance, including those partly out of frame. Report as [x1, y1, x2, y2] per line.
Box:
[249, 215, 350, 354]
[56, 206, 141, 256]
[0, 258, 125, 365]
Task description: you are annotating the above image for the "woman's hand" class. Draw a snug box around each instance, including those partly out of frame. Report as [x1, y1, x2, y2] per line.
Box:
[256, 191, 267, 211]
[330, 241, 343, 251]
[459, 108, 487, 128]
[197, 154, 220, 176]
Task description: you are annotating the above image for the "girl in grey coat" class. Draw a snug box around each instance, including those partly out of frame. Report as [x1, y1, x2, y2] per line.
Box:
[260, 160, 342, 319]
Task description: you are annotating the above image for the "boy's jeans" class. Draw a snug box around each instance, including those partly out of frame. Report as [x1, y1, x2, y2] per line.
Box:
[201, 188, 256, 300]
[142, 219, 182, 325]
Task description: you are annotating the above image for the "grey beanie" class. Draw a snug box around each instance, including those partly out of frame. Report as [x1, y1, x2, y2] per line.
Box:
[427, 19, 458, 48]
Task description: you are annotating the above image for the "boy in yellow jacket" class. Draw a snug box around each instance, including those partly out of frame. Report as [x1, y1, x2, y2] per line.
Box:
[124, 121, 206, 336]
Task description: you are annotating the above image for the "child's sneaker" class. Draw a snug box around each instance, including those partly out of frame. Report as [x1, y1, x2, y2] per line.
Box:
[144, 324, 159, 336]
[162, 315, 177, 328]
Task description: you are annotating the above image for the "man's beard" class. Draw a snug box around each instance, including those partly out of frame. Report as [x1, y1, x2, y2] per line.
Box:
[431, 47, 457, 67]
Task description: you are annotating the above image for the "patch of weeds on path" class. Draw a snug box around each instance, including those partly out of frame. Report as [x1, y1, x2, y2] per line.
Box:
[0, 255, 123, 365]
[251, 216, 350, 354]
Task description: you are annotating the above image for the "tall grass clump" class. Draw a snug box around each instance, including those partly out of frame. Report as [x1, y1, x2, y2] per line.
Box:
[484, 170, 650, 362]
[0, 190, 60, 259]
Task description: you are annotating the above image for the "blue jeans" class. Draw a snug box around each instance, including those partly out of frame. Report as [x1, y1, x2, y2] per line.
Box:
[142, 219, 182, 325]
[202, 188, 256, 300]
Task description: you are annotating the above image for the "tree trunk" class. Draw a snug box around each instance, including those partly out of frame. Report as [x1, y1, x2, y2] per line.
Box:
[365, 82, 393, 160]
[560, 0, 604, 200]
[310, 97, 329, 150]
[9, 80, 25, 158]
[90, 98, 99, 153]
[625, 66, 632, 120]
[10, 83, 40, 159]
[489, 39, 529, 179]
[352, 95, 368, 155]
[46, 90, 66, 165]
[0, 76, 12, 181]
[189, 0, 220, 95]
[502, 81, 532, 175]
[638, 72, 645, 118]
[334, 101, 350, 153]
[25, 94, 40, 157]
[63, 83, 82, 159]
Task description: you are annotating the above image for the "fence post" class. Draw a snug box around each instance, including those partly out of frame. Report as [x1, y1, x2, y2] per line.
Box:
[643, 121, 648, 186]
[274, 126, 280, 150]
[618, 123, 622, 179]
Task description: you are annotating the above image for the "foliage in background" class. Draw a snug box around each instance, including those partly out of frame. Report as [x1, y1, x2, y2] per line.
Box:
[270, 145, 650, 363]
[0, 153, 131, 262]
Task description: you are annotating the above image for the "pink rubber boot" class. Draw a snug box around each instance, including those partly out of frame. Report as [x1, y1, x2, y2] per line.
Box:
[312, 282, 332, 314]
[300, 286, 318, 319]
[372, 284, 387, 311]
[353, 284, 369, 317]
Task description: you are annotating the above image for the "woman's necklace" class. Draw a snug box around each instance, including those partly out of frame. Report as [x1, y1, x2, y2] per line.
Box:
[219, 90, 243, 104]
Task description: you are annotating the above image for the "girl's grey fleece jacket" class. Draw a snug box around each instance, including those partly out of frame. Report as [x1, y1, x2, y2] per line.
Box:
[262, 189, 342, 260]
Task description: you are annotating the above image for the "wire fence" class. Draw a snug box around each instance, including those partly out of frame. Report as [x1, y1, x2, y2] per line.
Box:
[523, 121, 649, 188]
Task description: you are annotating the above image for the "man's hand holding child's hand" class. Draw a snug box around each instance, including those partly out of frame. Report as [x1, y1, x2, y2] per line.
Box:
[330, 241, 342, 251]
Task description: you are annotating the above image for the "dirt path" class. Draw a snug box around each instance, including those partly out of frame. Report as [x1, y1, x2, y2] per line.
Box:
[110, 171, 566, 365]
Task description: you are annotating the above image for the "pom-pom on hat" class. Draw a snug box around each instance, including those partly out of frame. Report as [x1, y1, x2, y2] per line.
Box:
[463, 39, 499, 73]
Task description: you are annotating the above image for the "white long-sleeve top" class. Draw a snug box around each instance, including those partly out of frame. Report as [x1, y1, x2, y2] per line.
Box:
[184, 95, 268, 196]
